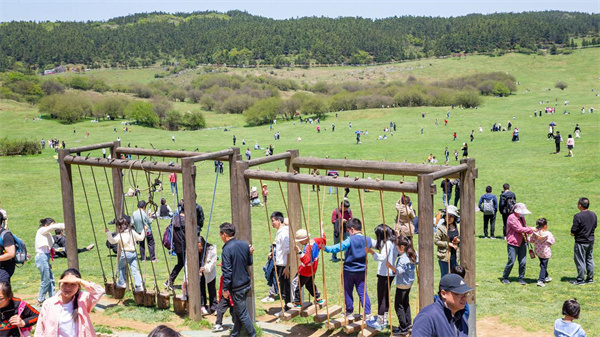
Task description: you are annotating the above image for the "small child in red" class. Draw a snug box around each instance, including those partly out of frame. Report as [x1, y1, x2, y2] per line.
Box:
[290, 223, 326, 307]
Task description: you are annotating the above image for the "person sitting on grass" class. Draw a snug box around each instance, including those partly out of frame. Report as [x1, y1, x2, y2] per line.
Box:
[52, 229, 94, 258]
[288, 223, 326, 308]
[554, 299, 586, 337]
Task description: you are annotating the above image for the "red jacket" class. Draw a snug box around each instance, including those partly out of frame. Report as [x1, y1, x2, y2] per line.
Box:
[298, 234, 326, 277]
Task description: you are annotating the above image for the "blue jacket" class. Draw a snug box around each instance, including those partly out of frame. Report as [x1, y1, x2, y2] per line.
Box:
[395, 252, 416, 287]
[324, 233, 372, 273]
[412, 296, 468, 337]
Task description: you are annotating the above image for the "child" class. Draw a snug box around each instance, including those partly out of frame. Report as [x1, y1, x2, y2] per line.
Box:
[198, 236, 218, 315]
[289, 223, 326, 307]
[262, 184, 269, 205]
[530, 218, 555, 287]
[322, 218, 373, 320]
[365, 224, 398, 330]
[386, 236, 417, 335]
[554, 299, 586, 337]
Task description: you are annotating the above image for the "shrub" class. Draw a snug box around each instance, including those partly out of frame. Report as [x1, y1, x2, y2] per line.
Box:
[394, 88, 427, 107]
[38, 93, 92, 123]
[90, 78, 111, 93]
[200, 96, 216, 111]
[187, 89, 203, 103]
[301, 96, 329, 117]
[454, 90, 482, 108]
[41, 80, 65, 95]
[0, 137, 41, 156]
[218, 94, 256, 114]
[280, 98, 301, 119]
[162, 110, 182, 131]
[555, 81, 568, 90]
[124, 101, 158, 126]
[151, 97, 174, 119]
[93, 96, 131, 120]
[492, 82, 511, 97]
[182, 111, 206, 130]
[69, 76, 91, 90]
[244, 97, 282, 126]
[132, 84, 154, 98]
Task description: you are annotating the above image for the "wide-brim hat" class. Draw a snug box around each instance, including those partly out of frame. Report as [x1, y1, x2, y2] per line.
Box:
[439, 274, 472, 294]
[295, 229, 310, 242]
[446, 205, 459, 217]
[513, 203, 531, 215]
[251, 186, 257, 192]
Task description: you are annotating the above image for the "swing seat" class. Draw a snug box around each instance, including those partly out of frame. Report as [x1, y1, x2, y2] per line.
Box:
[300, 300, 327, 317]
[143, 289, 156, 307]
[104, 282, 115, 297]
[313, 304, 342, 322]
[326, 313, 359, 330]
[133, 290, 145, 306]
[279, 308, 300, 321]
[113, 286, 126, 299]
[358, 327, 380, 337]
[157, 291, 170, 309]
[173, 294, 188, 316]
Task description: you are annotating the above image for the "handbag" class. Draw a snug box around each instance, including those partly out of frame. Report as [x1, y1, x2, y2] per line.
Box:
[524, 234, 536, 259]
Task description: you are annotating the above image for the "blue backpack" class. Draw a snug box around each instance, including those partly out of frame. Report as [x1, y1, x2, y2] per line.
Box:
[0, 229, 28, 266]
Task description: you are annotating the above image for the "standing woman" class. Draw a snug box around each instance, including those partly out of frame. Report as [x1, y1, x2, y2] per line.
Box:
[501, 203, 536, 285]
[395, 195, 416, 240]
[435, 206, 460, 277]
[165, 203, 186, 289]
[198, 236, 218, 315]
[365, 224, 398, 330]
[0, 282, 39, 337]
[35, 218, 65, 304]
[35, 268, 105, 336]
[105, 218, 146, 292]
[461, 143, 469, 159]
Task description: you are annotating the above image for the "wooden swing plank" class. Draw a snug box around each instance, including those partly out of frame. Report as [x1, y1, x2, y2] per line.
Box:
[281, 309, 300, 321]
[314, 304, 342, 322]
[325, 313, 358, 330]
[300, 300, 327, 317]
[343, 320, 365, 334]
[358, 327, 380, 337]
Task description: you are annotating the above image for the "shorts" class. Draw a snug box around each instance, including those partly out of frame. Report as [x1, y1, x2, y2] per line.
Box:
[567, 145, 573, 150]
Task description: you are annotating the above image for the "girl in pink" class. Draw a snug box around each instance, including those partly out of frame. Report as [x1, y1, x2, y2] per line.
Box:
[530, 218, 555, 287]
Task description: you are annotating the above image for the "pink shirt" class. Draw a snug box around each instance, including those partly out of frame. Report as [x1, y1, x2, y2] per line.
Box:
[529, 230, 555, 259]
[34, 282, 105, 337]
[506, 213, 534, 247]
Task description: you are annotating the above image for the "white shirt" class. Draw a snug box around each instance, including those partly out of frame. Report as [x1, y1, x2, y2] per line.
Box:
[201, 245, 218, 283]
[372, 240, 398, 276]
[35, 223, 66, 254]
[58, 300, 78, 337]
[275, 225, 289, 266]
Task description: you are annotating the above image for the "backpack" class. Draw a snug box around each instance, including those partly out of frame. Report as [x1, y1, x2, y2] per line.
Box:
[0, 229, 28, 265]
[482, 198, 495, 215]
[162, 223, 173, 250]
[503, 195, 516, 214]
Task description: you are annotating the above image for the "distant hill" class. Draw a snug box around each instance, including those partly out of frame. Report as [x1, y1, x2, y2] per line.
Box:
[0, 10, 598, 71]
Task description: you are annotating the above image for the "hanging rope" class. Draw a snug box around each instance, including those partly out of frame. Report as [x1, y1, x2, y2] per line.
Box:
[76, 165, 108, 284]
[316, 187, 331, 325]
[335, 183, 348, 326]
[89, 166, 116, 285]
[378, 179, 393, 336]
[357, 188, 368, 333]
[141, 170, 161, 293]
[261, 178, 286, 317]
[297, 182, 319, 315]
[200, 168, 220, 276]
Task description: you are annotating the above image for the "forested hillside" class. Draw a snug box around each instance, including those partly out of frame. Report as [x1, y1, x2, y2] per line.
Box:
[1, 10, 598, 70]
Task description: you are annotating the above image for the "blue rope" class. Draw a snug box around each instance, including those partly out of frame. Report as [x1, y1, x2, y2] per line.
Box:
[201, 168, 220, 266]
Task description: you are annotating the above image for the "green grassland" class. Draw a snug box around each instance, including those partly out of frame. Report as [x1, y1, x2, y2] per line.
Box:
[1, 48, 599, 334]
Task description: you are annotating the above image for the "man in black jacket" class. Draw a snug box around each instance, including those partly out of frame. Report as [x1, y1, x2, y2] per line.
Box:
[570, 197, 597, 285]
[220, 222, 256, 337]
[499, 183, 516, 239]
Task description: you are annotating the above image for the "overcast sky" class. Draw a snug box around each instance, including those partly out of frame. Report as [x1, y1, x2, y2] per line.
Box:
[0, 0, 598, 22]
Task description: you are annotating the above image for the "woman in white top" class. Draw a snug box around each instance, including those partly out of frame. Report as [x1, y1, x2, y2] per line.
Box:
[365, 224, 398, 329]
[198, 236, 218, 315]
[105, 218, 146, 291]
[35, 217, 65, 304]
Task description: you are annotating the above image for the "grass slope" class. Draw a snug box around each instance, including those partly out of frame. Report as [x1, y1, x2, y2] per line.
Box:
[1, 48, 599, 334]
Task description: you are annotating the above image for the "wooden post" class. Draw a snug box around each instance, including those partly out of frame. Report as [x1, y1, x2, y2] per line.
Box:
[459, 158, 477, 336]
[111, 141, 124, 219]
[234, 160, 255, 321]
[286, 150, 301, 300]
[229, 148, 241, 225]
[417, 174, 435, 309]
[181, 158, 201, 321]
[59, 149, 79, 270]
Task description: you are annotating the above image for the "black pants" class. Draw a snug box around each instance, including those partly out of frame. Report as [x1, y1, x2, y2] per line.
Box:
[538, 258, 549, 282]
[483, 213, 496, 237]
[139, 232, 156, 261]
[502, 213, 509, 237]
[277, 265, 291, 306]
[231, 285, 256, 337]
[377, 275, 392, 316]
[293, 274, 320, 303]
[395, 287, 412, 332]
[169, 252, 185, 282]
[201, 275, 218, 313]
[215, 296, 232, 325]
[555, 143, 561, 153]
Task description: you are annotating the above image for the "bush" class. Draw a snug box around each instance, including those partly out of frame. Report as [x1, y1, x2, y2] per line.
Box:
[90, 78, 111, 93]
[280, 98, 301, 119]
[151, 97, 174, 119]
[93, 96, 131, 120]
[200, 96, 216, 111]
[132, 84, 154, 98]
[124, 101, 158, 126]
[39, 93, 93, 123]
[244, 97, 282, 126]
[492, 82, 511, 97]
[301, 96, 329, 117]
[69, 76, 91, 90]
[0, 137, 41, 156]
[218, 94, 256, 114]
[182, 111, 206, 130]
[394, 88, 427, 107]
[555, 81, 568, 90]
[162, 110, 182, 131]
[454, 90, 482, 108]
[41, 80, 65, 95]
[187, 89, 203, 103]
[169, 87, 187, 102]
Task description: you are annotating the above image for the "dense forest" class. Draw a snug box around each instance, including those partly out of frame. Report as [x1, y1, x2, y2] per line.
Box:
[0, 10, 598, 71]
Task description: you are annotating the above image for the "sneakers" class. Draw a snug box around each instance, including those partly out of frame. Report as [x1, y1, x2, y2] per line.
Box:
[134, 286, 144, 292]
[164, 280, 173, 291]
[212, 324, 224, 332]
[393, 327, 409, 336]
[490, 236, 496, 240]
[316, 298, 324, 305]
[86, 243, 95, 251]
[544, 277, 552, 283]
[537, 281, 545, 287]
[586, 278, 594, 284]
[201, 307, 209, 315]
[286, 302, 301, 309]
[518, 279, 526, 285]
[501, 278, 510, 284]
[151, 259, 159, 262]
[331, 257, 340, 262]
[570, 279, 586, 286]
[260, 296, 275, 303]
[274, 311, 284, 318]
[366, 320, 385, 331]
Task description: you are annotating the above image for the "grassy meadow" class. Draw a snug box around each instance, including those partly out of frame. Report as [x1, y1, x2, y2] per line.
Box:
[1, 48, 599, 335]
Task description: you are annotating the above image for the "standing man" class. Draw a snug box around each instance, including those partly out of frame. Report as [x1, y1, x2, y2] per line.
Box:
[411, 274, 471, 337]
[440, 178, 453, 207]
[570, 197, 597, 285]
[554, 131, 562, 154]
[478, 186, 498, 239]
[220, 222, 256, 337]
[132, 200, 156, 262]
[271, 211, 291, 309]
[233, 135, 237, 146]
[356, 132, 361, 144]
[169, 172, 177, 195]
[499, 183, 516, 240]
